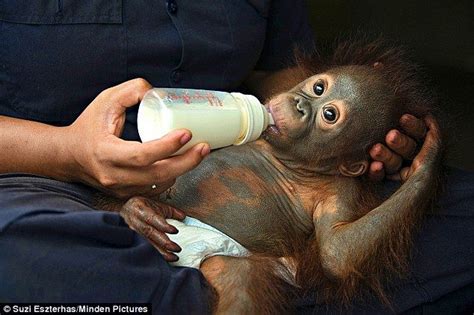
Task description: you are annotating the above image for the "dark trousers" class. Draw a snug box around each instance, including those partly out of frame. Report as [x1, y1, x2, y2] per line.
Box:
[0, 170, 473, 314]
[0, 174, 213, 314]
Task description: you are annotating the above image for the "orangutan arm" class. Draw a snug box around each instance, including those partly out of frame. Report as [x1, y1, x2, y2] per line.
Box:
[313, 116, 442, 302]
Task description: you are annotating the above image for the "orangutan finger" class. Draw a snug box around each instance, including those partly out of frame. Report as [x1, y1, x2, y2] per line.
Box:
[387, 116, 442, 183]
[408, 115, 442, 174]
[171, 207, 186, 220]
[399, 167, 412, 183]
[148, 213, 179, 234]
[369, 143, 403, 174]
[368, 161, 385, 181]
[125, 214, 180, 262]
[151, 244, 179, 262]
[400, 114, 427, 140]
[423, 115, 442, 151]
[147, 228, 182, 253]
[385, 129, 418, 160]
[136, 206, 179, 234]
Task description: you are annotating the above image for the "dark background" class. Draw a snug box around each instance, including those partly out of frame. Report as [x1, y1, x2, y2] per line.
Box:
[305, 0, 474, 171]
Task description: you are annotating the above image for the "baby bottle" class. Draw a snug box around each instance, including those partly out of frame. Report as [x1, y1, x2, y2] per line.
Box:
[137, 88, 274, 155]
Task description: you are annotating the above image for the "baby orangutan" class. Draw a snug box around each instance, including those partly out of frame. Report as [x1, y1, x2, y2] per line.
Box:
[98, 40, 443, 314]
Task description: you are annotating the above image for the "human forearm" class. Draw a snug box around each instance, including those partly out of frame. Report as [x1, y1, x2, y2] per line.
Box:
[0, 79, 209, 199]
[0, 115, 74, 180]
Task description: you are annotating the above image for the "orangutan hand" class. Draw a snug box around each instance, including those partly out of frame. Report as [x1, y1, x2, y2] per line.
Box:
[120, 196, 185, 262]
[368, 114, 430, 181]
[392, 115, 441, 182]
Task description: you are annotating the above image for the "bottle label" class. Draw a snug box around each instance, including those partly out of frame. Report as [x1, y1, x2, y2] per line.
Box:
[163, 89, 224, 107]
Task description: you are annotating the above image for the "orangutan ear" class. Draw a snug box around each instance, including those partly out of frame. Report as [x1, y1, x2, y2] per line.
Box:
[373, 62, 384, 69]
[339, 161, 369, 177]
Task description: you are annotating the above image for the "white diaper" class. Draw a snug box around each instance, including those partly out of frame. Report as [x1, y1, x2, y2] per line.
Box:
[166, 217, 249, 269]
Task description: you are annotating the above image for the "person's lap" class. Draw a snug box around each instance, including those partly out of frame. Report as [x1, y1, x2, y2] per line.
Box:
[0, 174, 213, 313]
[0, 169, 472, 313]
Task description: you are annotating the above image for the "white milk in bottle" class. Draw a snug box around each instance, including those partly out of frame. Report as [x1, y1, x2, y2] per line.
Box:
[137, 88, 274, 155]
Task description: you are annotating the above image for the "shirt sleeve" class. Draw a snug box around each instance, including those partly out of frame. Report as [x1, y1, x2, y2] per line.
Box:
[255, 0, 316, 71]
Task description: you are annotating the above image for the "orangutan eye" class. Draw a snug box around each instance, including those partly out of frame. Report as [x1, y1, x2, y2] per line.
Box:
[313, 81, 325, 96]
[322, 105, 338, 123]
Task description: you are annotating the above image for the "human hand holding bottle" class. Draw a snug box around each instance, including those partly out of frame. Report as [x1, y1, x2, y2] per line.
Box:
[63, 78, 210, 198]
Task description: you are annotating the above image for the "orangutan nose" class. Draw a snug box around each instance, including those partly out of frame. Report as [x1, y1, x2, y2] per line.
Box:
[295, 96, 311, 117]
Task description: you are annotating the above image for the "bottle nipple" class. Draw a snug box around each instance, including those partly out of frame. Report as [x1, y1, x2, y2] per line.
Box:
[266, 109, 275, 125]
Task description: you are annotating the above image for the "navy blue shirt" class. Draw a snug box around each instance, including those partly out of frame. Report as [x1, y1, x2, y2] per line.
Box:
[0, 0, 315, 140]
[0, 0, 315, 311]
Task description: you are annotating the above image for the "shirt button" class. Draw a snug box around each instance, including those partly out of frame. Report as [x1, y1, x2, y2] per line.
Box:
[170, 69, 182, 83]
[167, 0, 178, 14]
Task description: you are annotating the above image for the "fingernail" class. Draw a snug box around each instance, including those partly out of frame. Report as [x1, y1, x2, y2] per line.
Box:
[168, 226, 178, 234]
[180, 133, 191, 145]
[371, 144, 382, 157]
[389, 131, 400, 145]
[401, 114, 414, 126]
[167, 243, 181, 252]
[373, 162, 383, 172]
[200, 144, 210, 157]
[376, 143, 383, 155]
